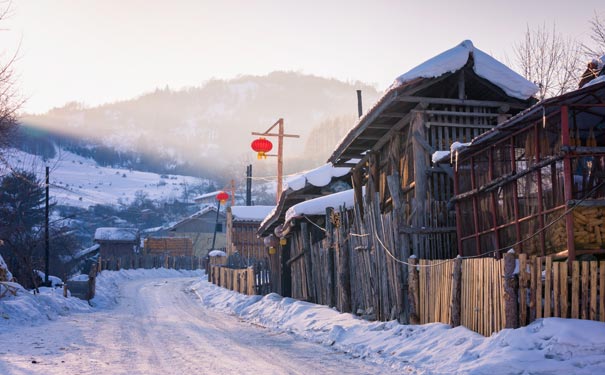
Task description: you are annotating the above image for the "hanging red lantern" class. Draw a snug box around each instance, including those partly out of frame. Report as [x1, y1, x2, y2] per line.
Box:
[251, 137, 273, 159]
[216, 191, 229, 204]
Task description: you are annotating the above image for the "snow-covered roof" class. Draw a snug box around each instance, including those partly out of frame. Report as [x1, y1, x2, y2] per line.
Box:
[167, 205, 224, 231]
[71, 244, 101, 261]
[284, 189, 356, 225]
[258, 162, 354, 235]
[230, 206, 275, 222]
[94, 227, 139, 242]
[392, 40, 538, 100]
[193, 190, 224, 201]
[285, 162, 352, 191]
[329, 40, 537, 166]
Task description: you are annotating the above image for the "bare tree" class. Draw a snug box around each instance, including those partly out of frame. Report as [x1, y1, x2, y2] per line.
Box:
[0, 1, 22, 157]
[514, 23, 583, 100]
[583, 11, 605, 59]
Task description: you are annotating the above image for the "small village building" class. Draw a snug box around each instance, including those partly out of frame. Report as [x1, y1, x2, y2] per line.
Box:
[281, 189, 356, 310]
[329, 40, 538, 261]
[322, 40, 538, 322]
[143, 237, 194, 257]
[257, 162, 353, 295]
[167, 206, 226, 257]
[226, 205, 274, 262]
[445, 80, 605, 261]
[94, 227, 140, 258]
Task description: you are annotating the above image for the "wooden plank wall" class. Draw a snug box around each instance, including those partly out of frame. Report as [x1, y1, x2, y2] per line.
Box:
[348, 196, 405, 321]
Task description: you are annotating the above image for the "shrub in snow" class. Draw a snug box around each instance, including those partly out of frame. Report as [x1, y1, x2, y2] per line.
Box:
[0, 254, 13, 282]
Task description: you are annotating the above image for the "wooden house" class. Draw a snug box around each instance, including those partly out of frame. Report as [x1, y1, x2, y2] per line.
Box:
[257, 162, 353, 295]
[94, 227, 140, 258]
[144, 237, 194, 257]
[325, 40, 538, 322]
[446, 80, 605, 261]
[226, 205, 274, 262]
[167, 206, 226, 257]
[280, 189, 356, 311]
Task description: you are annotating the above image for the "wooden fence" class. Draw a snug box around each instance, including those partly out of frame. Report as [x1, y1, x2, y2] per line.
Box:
[410, 253, 605, 336]
[209, 266, 255, 295]
[98, 254, 205, 272]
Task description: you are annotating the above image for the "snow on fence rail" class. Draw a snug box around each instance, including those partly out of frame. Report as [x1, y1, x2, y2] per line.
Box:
[97, 255, 205, 272]
[409, 253, 605, 336]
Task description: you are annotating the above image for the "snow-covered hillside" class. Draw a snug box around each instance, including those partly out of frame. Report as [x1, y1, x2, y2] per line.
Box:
[4, 148, 209, 208]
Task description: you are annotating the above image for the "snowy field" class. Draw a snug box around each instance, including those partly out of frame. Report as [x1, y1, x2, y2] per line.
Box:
[3, 148, 207, 208]
[1, 269, 605, 374]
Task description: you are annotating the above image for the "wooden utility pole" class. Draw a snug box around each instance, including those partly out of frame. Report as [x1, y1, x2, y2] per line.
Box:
[251, 118, 299, 202]
[44, 166, 50, 286]
[230, 179, 235, 206]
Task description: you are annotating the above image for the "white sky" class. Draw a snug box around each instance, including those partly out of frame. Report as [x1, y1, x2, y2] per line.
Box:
[2, 0, 603, 114]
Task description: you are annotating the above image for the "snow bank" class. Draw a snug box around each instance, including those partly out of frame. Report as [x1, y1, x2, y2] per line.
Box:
[191, 280, 605, 374]
[0, 268, 203, 331]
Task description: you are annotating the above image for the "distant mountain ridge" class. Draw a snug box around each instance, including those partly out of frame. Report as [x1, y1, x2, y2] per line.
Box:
[17, 71, 380, 177]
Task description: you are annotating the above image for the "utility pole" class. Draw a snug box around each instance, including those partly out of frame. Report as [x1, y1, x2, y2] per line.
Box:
[246, 164, 252, 206]
[251, 119, 299, 202]
[230, 179, 235, 206]
[211, 200, 221, 250]
[44, 166, 50, 286]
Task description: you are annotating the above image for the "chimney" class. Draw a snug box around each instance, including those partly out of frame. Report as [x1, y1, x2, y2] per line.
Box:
[356, 90, 363, 118]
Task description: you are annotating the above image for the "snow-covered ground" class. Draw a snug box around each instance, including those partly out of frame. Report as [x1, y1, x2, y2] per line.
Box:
[3, 148, 207, 208]
[2, 269, 605, 374]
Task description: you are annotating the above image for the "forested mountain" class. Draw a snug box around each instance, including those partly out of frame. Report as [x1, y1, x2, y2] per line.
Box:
[16, 72, 380, 178]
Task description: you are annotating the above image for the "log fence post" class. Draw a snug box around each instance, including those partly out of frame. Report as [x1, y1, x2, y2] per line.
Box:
[408, 257, 420, 324]
[503, 252, 518, 328]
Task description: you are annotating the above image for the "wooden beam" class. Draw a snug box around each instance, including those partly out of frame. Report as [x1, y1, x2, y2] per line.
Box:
[380, 112, 407, 118]
[451, 153, 565, 202]
[351, 112, 413, 170]
[568, 199, 605, 207]
[562, 146, 605, 154]
[424, 121, 494, 130]
[396, 95, 527, 109]
[358, 134, 384, 140]
[251, 131, 300, 138]
[368, 124, 395, 130]
[414, 109, 503, 118]
[413, 130, 435, 155]
[333, 162, 359, 168]
[399, 226, 457, 234]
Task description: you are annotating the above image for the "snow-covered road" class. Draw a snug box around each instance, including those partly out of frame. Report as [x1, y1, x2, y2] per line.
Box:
[0, 277, 397, 374]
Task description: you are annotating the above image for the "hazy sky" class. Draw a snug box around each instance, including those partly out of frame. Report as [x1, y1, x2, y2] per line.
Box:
[2, 0, 603, 113]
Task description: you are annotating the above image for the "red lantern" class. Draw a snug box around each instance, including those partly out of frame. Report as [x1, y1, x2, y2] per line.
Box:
[251, 137, 273, 159]
[216, 191, 229, 205]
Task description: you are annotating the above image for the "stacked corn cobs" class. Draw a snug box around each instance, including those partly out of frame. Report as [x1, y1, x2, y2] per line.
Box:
[548, 206, 605, 250]
[573, 207, 605, 249]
